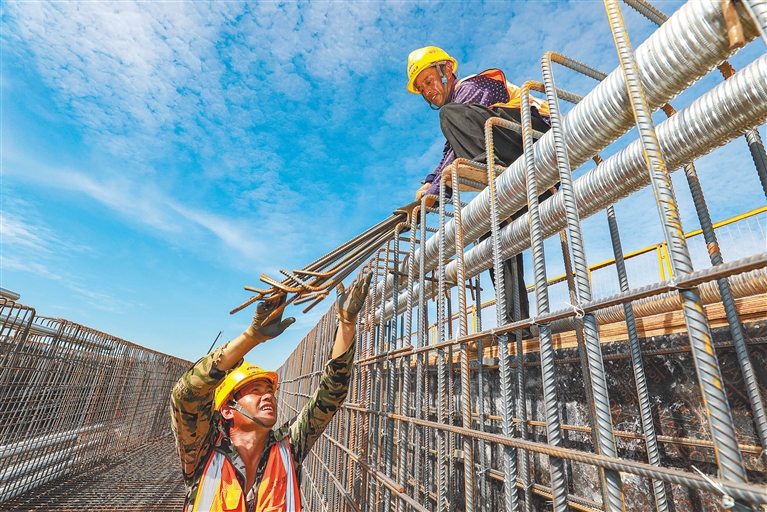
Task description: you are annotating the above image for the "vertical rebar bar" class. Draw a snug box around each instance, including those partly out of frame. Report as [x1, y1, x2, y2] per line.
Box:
[606, 203, 669, 512]
[452, 166, 475, 512]
[520, 80, 569, 511]
[539, 57, 625, 510]
[414, 198, 428, 509]
[436, 180, 451, 512]
[603, 0, 749, 484]
[483, 118, 522, 512]
[472, 271, 491, 506]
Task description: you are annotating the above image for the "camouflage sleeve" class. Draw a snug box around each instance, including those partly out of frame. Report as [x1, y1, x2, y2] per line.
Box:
[169, 342, 243, 481]
[288, 335, 355, 464]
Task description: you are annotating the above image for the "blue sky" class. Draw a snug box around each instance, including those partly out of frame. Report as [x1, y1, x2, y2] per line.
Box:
[2, 0, 766, 369]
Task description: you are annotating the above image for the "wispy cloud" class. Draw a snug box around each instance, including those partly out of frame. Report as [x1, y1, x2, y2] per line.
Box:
[1, 257, 61, 281]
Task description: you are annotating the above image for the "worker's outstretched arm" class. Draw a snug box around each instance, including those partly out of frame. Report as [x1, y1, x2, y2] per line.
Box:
[331, 272, 373, 358]
[287, 272, 373, 464]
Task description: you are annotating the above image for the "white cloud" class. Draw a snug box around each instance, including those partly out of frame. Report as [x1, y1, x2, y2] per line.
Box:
[1, 212, 53, 253]
[1, 257, 61, 281]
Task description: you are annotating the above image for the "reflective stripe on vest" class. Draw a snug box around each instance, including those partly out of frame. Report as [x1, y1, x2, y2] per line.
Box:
[457, 68, 550, 116]
[192, 437, 301, 512]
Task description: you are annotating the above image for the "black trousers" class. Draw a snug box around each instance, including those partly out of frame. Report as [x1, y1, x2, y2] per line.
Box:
[440, 103, 553, 324]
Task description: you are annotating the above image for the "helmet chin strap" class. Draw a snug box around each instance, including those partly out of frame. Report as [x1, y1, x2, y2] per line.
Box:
[426, 63, 451, 110]
[230, 400, 272, 429]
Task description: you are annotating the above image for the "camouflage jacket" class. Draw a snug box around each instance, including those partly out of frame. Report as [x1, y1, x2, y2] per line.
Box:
[170, 338, 355, 511]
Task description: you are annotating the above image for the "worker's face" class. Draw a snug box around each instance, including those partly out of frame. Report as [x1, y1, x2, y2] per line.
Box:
[233, 379, 278, 428]
[414, 62, 454, 107]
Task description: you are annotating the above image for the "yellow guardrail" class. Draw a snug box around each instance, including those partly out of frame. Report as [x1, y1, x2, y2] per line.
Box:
[421, 205, 766, 338]
[528, 204, 767, 291]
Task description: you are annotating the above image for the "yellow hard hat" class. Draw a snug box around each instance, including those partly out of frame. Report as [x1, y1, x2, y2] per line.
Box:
[214, 362, 278, 411]
[406, 46, 458, 94]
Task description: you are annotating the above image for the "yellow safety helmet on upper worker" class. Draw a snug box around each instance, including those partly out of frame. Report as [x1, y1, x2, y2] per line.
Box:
[214, 361, 278, 411]
[406, 46, 458, 94]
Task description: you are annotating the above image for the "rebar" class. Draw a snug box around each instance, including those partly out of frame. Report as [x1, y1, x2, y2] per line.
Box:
[380, 50, 767, 324]
[604, 0, 747, 484]
[373, 0, 759, 305]
[0, 299, 188, 506]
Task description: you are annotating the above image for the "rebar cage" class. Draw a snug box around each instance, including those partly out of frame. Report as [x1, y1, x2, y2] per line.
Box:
[275, 1, 767, 511]
[0, 297, 189, 508]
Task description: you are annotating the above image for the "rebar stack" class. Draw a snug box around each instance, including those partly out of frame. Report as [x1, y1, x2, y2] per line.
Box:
[275, 1, 767, 510]
[0, 297, 189, 507]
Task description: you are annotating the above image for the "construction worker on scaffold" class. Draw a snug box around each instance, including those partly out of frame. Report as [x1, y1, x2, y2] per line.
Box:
[408, 46, 556, 325]
[170, 273, 372, 512]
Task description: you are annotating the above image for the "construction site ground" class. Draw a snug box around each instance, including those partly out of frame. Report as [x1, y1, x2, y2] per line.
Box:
[1, 436, 185, 512]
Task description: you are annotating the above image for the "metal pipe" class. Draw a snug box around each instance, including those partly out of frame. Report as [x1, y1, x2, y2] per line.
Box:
[0, 289, 20, 301]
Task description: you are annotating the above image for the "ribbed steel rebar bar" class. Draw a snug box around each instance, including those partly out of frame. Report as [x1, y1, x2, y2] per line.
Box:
[484, 114, 521, 512]
[384, 234, 401, 511]
[451, 165, 475, 512]
[471, 271, 491, 509]
[538, 60, 626, 510]
[508, 255, 533, 512]
[606, 204, 669, 512]
[604, 0, 748, 484]
[436, 180, 450, 512]
[520, 80, 569, 511]
[396, 218, 414, 512]
[414, 198, 428, 509]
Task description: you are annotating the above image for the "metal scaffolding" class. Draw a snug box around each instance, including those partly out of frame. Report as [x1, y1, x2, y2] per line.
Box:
[274, 1, 767, 511]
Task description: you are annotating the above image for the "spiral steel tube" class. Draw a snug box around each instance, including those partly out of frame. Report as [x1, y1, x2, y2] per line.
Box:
[372, 0, 758, 306]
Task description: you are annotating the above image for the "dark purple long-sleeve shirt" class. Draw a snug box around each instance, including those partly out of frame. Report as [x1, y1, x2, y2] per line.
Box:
[422, 74, 511, 196]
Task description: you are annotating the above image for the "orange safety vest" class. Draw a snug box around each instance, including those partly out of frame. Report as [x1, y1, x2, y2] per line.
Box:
[191, 437, 302, 512]
[457, 68, 550, 116]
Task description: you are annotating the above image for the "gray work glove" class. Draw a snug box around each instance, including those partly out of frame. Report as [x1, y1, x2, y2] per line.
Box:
[336, 272, 373, 324]
[246, 293, 295, 341]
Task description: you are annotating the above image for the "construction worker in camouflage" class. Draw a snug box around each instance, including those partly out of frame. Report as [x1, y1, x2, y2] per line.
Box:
[170, 272, 373, 512]
[407, 46, 555, 325]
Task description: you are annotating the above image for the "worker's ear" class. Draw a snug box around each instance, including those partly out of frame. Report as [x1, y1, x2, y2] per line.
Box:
[220, 402, 235, 421]
[445, 61, 454, 76]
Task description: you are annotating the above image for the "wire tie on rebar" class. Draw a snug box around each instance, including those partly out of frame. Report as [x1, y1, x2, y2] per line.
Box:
[691, 465, 735, 509]
[566, 300, 586, 319]
[666, 277, 690, 292]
